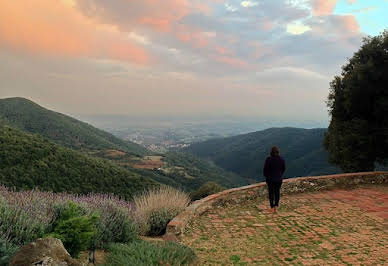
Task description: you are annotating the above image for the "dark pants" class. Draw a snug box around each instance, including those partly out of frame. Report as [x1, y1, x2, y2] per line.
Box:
[266, 180, 282, 208]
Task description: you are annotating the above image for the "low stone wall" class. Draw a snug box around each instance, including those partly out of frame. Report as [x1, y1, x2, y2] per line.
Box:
[166, 171, 388, 237]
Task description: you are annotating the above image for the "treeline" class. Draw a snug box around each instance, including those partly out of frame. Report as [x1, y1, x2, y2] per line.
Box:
[0, 125, 156, 199]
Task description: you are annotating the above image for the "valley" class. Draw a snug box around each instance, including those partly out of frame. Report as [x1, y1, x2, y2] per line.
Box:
[0, 97, 249, 195]
[0, 97, 344, 196]
[80, 114, 327, 153]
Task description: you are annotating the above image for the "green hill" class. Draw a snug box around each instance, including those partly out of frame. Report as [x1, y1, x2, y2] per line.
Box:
[185, 127, 340, 181]
[162, 151, 248, 189]
[101, 151, 249, 191]
[0, 97, 148, 156]
[0, 125, 156, 199]
[0, 97, 249, 192]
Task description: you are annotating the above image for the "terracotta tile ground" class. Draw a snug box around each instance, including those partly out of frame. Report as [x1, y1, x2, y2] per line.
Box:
[180, 184, 388, 265]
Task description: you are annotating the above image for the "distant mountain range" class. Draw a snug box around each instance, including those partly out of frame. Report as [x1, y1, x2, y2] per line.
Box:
[0, 97, 148, 156]
[185, 127, 340, 181]
[0, 97, 248, 195]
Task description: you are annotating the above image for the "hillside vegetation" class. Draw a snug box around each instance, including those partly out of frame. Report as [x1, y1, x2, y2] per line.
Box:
[163, 152, 247, 189]
[82, 148, 247, 191]
[0, 125, 156, 199]
[0, 97, 249, 192]
[0, 97, 148, 156]
[185, 127, 339, 181]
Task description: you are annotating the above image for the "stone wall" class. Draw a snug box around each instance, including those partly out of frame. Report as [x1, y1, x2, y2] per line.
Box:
[166, 171, 388, 237]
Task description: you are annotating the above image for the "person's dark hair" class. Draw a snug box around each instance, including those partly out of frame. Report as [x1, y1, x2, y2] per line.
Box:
[270, 146, 280, 156]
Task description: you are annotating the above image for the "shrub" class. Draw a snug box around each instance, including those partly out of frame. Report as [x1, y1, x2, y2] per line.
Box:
[91, 203, 137, 249]
[0, 196, 46, 246]
[48, 201, 98, 258]
[190, 182, 225, 201]
[134, 186, 190, 236]
[0, 238, 18, 266]
[105, 240, 197, 266]
[148, 209, 172, 236]
[0, 186, 137, 252]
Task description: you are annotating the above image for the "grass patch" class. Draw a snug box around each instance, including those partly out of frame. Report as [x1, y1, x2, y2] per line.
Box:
[134, 186, 190, 236]
[285, 256, 297, 261]
[105, 240, 197, 266]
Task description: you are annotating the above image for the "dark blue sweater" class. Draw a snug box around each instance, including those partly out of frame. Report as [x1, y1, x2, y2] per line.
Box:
[263, 155, 286, 182]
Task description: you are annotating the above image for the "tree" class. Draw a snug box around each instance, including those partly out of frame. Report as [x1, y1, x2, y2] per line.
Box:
[324, 30, 388, 172]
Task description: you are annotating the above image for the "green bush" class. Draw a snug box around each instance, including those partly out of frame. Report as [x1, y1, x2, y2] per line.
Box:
[105, 240, 197, 266]
[148, 209, 174, 236]
[92, 205, 138, 249]
[190, 182, 225, 201]
[0, 238, 18, 266]
[48, 201, 98, 258]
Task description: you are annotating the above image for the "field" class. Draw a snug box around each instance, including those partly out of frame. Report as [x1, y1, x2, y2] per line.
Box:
[181, 185, 388, 265]
[132, 156, 164, 170]
[90, 150, 165, 170]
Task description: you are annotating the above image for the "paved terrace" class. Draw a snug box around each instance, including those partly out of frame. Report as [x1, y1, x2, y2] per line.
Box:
[180, 185, 388, 265]
[167, 173, 388, 265]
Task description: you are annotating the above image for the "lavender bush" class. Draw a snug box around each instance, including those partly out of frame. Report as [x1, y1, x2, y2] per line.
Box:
[0, 185, 137, 251]
[0, 196, 46, 246]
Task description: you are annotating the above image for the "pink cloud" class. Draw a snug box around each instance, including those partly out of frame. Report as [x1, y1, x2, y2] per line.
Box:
[74, 0, 197, 33]
[174, 25, 213, 48]
[215, 46, 233, 55]
[259, 20, 275, 32]
[249, 41, 273, 60]
[311, 0, 338, 16]
[105, 42, 151, 64]
[215, 56, 249, 68]
[0, 0, 150, 64]
[138, 17, 172, 32]
[337, 15, 360, 34]
[311, 15, 360, 37]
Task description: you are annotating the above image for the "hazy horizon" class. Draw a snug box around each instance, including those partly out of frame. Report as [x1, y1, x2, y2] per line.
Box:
[76, 112, 329, 130]
[1, 0, 387, 121]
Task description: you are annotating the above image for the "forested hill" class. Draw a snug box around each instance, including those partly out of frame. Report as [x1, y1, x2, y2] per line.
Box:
[185, 127, 340, 181]
[162, 151, 248, 189]
[0, 125, 156, 199]
[0, 97, 148, 156]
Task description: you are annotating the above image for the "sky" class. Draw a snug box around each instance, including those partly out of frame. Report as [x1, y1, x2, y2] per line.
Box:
[0, 0, 387, 122]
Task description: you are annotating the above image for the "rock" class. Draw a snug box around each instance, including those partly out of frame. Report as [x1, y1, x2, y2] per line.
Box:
[9, 238, 82, 266]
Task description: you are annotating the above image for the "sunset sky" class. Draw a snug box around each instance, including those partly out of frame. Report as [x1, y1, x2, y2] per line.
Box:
[0, 0, 387, 121]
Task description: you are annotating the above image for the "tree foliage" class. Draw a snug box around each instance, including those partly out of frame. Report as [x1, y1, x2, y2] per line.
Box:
[0, 125, 156, 199]
[324, 30, 388, 172]
[48, 201, 98, 258]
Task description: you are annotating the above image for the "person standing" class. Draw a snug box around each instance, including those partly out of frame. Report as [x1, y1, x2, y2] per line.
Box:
[263, 146, 286, 213]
